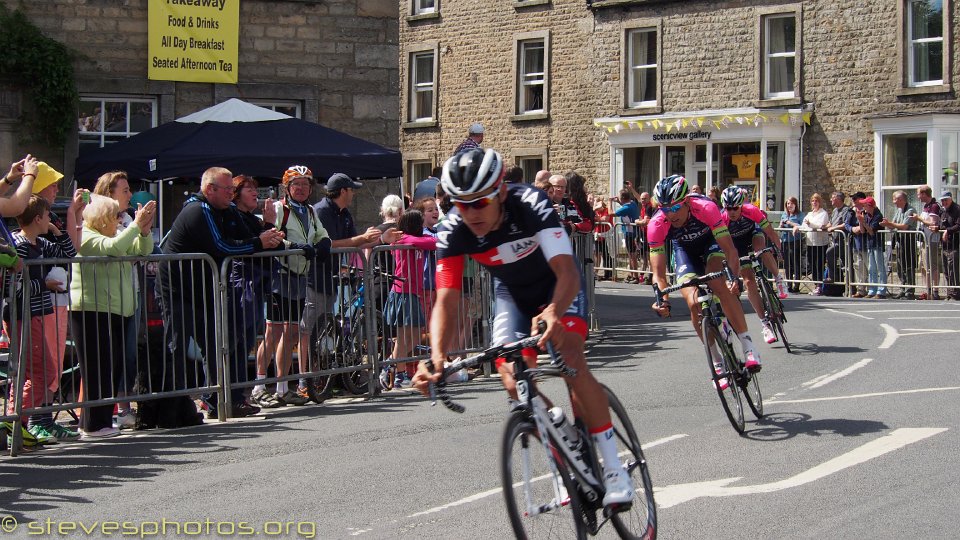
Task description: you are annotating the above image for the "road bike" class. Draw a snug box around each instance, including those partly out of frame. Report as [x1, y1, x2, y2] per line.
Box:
[739, 246, 791, 353]
[426, 325, 657, 539]
[305, 266, 399, 402]
[654, 265, 763, 434]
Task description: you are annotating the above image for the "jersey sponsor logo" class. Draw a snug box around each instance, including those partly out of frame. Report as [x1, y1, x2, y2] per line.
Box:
[520, 188, 555, 221]
[471, 235, 540, 266]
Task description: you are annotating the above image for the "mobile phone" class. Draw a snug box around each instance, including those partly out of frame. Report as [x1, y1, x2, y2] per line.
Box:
[81, 191, 90, 204]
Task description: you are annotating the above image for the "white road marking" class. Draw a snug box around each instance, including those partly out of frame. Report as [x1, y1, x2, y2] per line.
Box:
[767, 386, 960, 405]
[858, 309, 960, 313]
[888, 317, 960, 320]
[901, 328, 960, 334]
[823, 308, 873, 320]
[655, 428, 947, 508]
[805, 359, 874, 389]
[404, 434, 687, 519]
[879, 324, 898, 349]
[800, 373, 832, 388]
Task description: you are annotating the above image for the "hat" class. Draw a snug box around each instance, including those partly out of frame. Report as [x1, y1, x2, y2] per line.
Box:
[862, 196, 876, 206]
[282, 165, 312, 184]
[326, 173, 363, 191]
[851, 191, 867, 201]
[31, 162, 64, 193]
[413, 177, 440, 201]
[940, 191, 953, 200]
[468, 122, 484, 135]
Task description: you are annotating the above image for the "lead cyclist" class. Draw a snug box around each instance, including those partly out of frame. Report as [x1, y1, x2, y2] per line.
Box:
[412, 147, 634, 511]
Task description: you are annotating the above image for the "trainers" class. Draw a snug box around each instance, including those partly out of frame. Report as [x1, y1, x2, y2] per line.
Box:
[761, 322, 776, 344]
[379, 367, 392, 390]
[601, 468, 635, 508]
[48, 423, 81, 441]
[809, 287, 822, 296]
[81, 426, 120, 439]
[744, 351, 762, 373]
[776, 279, 788, 299]
[231, 401, 261, 418]
[115, 410, 136, 429]
[28, 424, 61, 444]
[278, 390, 309, 406]
[296, 386, 312, 402]
[251, 390, 284, 409]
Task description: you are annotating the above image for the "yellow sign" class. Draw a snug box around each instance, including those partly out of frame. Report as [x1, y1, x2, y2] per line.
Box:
[148, 0, 239, 84]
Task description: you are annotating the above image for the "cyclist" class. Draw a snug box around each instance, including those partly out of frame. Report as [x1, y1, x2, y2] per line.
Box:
[412, 148, 634, 511]
[720, 186, 787, 345]
[648, 175, 762, 384]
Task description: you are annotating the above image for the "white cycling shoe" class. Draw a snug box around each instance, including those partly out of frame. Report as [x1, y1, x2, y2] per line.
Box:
[761, 323, 776, 344]
[602, 468, 635, 507]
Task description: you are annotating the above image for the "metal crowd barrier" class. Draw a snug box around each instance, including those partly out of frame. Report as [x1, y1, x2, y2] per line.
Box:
[570, 232, 600, 331]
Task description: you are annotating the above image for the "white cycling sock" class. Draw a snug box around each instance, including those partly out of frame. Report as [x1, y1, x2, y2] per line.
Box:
[253, 375, 266, 394]
[591, 424, 623, 475]
[709, 343, 723, 366]
[276, 382, 285, 395]
[737, 331, 755, 356]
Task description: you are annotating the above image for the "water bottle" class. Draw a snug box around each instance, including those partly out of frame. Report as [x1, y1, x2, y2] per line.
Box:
[548, 407, 582, 452]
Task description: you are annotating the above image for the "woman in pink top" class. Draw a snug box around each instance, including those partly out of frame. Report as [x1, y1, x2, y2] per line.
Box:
[380, 209, 436, 389]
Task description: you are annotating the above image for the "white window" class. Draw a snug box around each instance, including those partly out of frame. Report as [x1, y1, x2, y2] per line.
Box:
[517, 156, 544, 183]
[250, 100, 302, 118]
[78, 96, 157, 155]
[413, 0, 435, 15]
[907, 0, 944, 86]
[763, 14, 796, 99]
[627, 28, 657, 108]
[518, 39, 545, 114]
[409, 51, 436, 122]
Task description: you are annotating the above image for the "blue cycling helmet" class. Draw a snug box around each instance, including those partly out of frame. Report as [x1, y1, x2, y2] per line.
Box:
[653, 174, 690, 206]
[721, 185, 745, 208]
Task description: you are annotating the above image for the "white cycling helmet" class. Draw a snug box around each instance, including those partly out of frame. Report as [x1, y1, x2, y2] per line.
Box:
[440, 148, 504, 198]
[721, 185, 745, 208]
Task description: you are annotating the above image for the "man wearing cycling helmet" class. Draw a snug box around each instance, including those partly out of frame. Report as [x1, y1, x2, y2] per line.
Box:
[648, 175, 763, 380]
[412, 148, 634, 510]
[720, 185, 786, 345]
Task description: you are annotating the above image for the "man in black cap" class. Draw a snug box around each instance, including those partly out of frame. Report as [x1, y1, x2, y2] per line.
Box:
[939, 190, 960, 300]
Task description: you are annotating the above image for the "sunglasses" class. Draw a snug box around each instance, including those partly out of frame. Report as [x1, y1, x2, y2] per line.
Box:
[452, 190, 499, 211]
[661, 202, 684, 214]
[725, 206, 741, 211]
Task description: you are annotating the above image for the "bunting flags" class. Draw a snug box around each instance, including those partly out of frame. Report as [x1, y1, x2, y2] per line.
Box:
[595, 111, 812, 134]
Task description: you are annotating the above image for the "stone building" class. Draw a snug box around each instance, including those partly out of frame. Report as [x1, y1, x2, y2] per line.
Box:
[399, 0, 960, 217]
[0, 0, 400, 226]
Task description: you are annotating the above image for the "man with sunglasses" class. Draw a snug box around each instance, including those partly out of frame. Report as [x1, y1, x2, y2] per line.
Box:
[648, 175, 763, 382]
[719, 186, 786, 345]
[412, 148, 635, 511]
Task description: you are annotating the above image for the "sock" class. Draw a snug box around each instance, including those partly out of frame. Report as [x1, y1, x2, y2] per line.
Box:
[737, 331, 755, 356]
[590, 424, 623, 476]
[709, 343, 723, 366]
[276, 382, 285, 395]
[298, 378, 308, 389]
[27, 410, 55, 430]
[253, 375, 266, 394]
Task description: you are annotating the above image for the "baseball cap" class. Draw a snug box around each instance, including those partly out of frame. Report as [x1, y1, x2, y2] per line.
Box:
[31, 162, 64, 193]
[468, 122, 484, 135]
[326, 173, 363, 190]
[940, 190, 953, 200]
[862, 196, 876, 206]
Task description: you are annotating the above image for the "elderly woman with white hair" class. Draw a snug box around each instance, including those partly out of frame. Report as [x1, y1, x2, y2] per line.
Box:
[69, 194, 155, 438]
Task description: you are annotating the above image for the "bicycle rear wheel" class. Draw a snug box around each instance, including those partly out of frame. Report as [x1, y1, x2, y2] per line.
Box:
[501, 412, 587, 540]
[761, 278, 791, 354]
[602, 385, 657, 540]
[306, 319, 336, 403]
[702, 318, 745, 434]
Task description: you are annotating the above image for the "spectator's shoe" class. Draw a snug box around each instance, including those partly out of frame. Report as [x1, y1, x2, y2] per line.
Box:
[231, 401, 261, 418]
[932, 292, 942, 300]
[279, 390, 310, 406]
[903, 292, 916, 300]
[394, 373, 411, 388]
[601, 468, 635, 509]
[744, 351, 762, 373]
[28, 424, 61, 444]
[712, 365, 729, 391]
[865, 293, 876, 299]
[379, 367, 392, 390]
[851, 292, 865, 298]
[776, 279, 789, 299]
[47, 423, 80, 442]
[1, 422, 46, 447]
[295, 386, 312, 402]
[115, 410, 136, 429]
[809, 287, 822, 296]
[251, 390, 283, 409]
[81, 426, 120, 439]
[875, 293, 888, 299]
[761, 322, 777, 344]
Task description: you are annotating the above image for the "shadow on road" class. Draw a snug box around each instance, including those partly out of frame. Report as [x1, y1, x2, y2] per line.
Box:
[743, 411, 888, 441]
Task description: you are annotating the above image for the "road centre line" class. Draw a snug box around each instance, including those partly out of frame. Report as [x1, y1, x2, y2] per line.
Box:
[767, 386, 960, 405]
[655, 428, 947, 508]
[405, 434, 687, 519]
[804, 359, 874, 389]
[823, 308, 874, 320]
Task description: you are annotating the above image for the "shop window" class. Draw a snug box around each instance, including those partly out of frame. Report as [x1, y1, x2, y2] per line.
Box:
[907, 0, 945, 87]
[762, 14, 797, 99]
[625, 27, 658, 109]
[79, 96, 157, 156]
[881, 133, 929, 216]
[622, 147, 660, 195]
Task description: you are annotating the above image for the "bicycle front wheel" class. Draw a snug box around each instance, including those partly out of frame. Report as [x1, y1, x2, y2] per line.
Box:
[306, 319, 336, 404]
[339, 312, 378, 395]
[501, 412, 587, 540]
[741, 371, 764, 419]
[602, 385, 657, 540]
[702, 318, 745, 434]
[761, 278, 792, 354]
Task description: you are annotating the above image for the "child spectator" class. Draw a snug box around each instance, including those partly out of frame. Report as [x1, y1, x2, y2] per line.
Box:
[3, 195, 78, 443]
[379, 209, 436, 390]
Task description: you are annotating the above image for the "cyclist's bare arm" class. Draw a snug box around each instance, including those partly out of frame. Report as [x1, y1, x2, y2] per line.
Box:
[533, 253, 579, 348]
[650, 251, 671, 317]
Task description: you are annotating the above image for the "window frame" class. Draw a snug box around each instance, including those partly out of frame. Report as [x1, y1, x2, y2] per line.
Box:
[512, 31, 551, 121]
[407, 0, 440, 22]
[907, 0, 946, 87]
[755, 5, 802, 107]
[78, 95, 158, 149]
[249, 100, 302, 118]
[898, 0, 952, 95]
[404, 153, 436, 196]
[403, 42, 440, 129]
[513, 147, 548, 183]
[622, 21, 661, 113]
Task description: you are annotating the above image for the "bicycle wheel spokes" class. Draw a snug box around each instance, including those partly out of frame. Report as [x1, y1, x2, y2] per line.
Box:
[702, 319, 745, 434]
[307, 321, 336, 403]
[603, 386, 657, 540]
[742, 371, 764, 419]
[501, 415, 587, 540]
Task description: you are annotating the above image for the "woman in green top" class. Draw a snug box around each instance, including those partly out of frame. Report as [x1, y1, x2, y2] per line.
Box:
[69, 194, 155, 438]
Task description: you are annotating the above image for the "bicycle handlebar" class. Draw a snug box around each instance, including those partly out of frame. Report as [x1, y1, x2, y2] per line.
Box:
[424, 321, 574, 413]
[737, 245, 778, 265]
[653, 260, 734, 310]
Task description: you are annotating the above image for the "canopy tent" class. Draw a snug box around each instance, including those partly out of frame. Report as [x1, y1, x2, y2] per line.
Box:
[74, 99, 402, 181]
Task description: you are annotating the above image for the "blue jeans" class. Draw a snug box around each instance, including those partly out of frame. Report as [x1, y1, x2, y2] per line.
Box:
[866, 246, 886, 295]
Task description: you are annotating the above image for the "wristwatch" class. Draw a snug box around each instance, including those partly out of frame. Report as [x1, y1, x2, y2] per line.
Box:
[0, 175, 9, 185]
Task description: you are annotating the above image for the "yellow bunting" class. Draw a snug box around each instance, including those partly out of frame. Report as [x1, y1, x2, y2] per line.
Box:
[681, 119, 690, 128]
[802, 112, 812, 125]
[779, 114, 790, 125]
[696, 117, 705, 127]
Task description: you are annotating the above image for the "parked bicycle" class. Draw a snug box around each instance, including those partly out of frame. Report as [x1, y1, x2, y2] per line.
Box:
[304, 266, 401, 402]
[654, 265, 763, 434]
[740, 246, 791, 353]
[425, 324, 657, 539]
